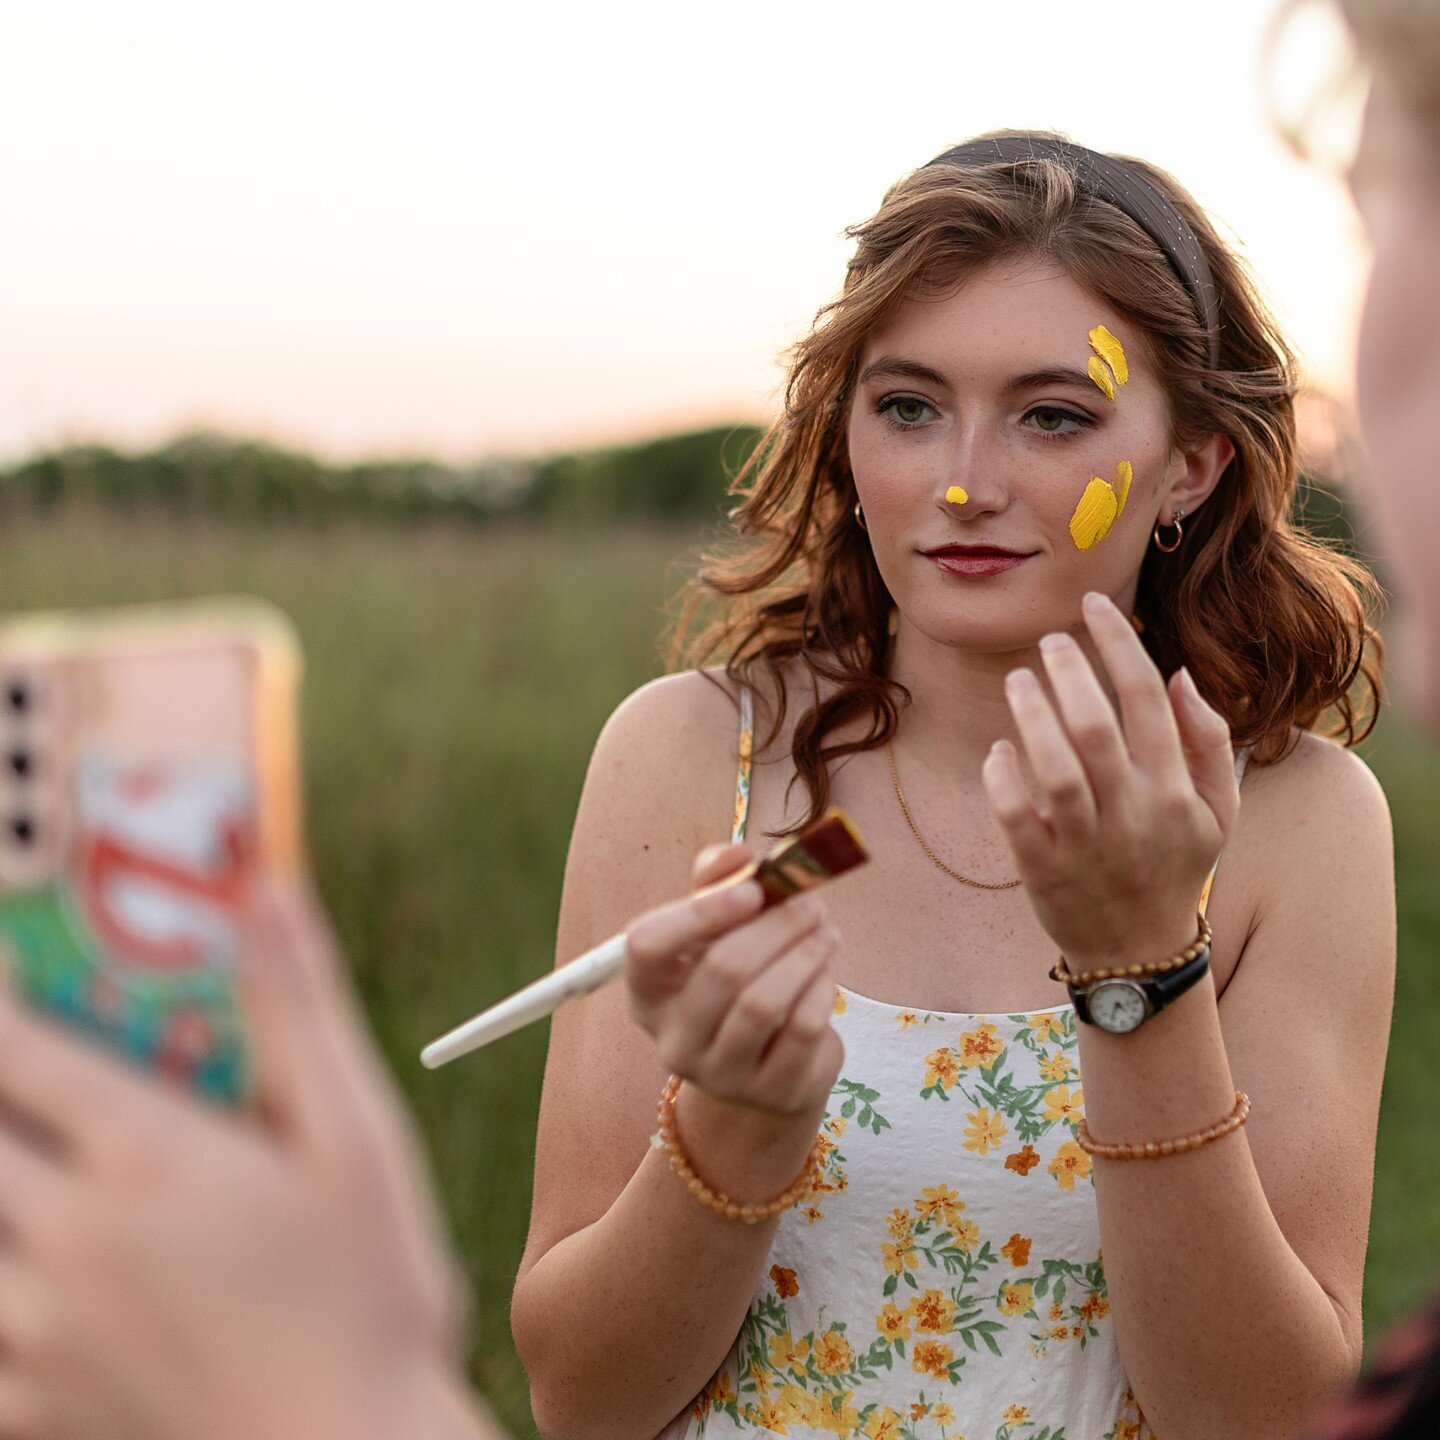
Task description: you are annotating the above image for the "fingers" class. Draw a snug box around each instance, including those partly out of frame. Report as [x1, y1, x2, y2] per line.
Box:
[1002, 666, 1097, 839]
[1035, 631, 1131, 804]
[624, 870, 764, 1007]
[692, 842, 755, 890]
[753, 964, 843, 1105]
[981, 738, 1054, 869]
[704, 921, 837, 1075]
[1169, 667, 1241, 835]
[0, 987, 190, 1169]
[644, 896, 828, 1069]
[237, 871, 398, 1146]
[1080, 591, 1189, 788]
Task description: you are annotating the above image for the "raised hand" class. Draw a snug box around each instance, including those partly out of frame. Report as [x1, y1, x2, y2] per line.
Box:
[981, 590, 1241, 970]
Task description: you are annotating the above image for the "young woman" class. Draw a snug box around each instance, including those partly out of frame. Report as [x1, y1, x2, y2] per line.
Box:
[512, 133, 1396, 1440]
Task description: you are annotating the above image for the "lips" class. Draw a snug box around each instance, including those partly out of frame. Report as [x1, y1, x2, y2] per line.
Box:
[922, 543, 1036, 578]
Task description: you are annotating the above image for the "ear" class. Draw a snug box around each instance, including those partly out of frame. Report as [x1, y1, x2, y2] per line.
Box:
[1158, 432, 1235, 522]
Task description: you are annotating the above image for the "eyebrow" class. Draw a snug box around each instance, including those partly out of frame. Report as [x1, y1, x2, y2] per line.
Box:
[856, 356, 1103, 397]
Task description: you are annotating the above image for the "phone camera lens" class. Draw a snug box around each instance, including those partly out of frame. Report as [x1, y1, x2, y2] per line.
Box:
[8, 752, 31, 778]
[8, 815, 35, 845]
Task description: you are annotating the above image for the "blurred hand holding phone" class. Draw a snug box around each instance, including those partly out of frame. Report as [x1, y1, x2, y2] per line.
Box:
[0, 597, 503, 1440]
[0, 598, 303, 1101]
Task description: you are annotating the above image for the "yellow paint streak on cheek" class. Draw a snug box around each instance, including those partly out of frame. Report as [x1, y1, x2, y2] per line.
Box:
[1087, 356, 1116, 402]
[945, 485, 969, 505]
[1114, 460, 1132, 516]
[1069, 478, 1120, 551]
[1089, 326, 1129, 386]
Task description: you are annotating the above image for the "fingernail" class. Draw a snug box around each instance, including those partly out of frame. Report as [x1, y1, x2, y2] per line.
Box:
[1005, 668, 1035, 694]
[990, 738, 1014, 756]
[1038, 632, 1073, 653]
[725, 878, 764, 911]
[1082, 591, 1111, 614]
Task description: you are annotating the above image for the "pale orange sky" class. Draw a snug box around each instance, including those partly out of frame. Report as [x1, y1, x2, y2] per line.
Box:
[1, 0, 1367, 463]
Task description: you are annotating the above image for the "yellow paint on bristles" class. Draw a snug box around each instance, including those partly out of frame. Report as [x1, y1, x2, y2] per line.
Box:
[1114, 459, 1133, 515]
[1089, 326, 1129, 386]
[1086, 355, 1116, 403]
[945, 485, 969, 505]
[1069, 478, 1120, 551]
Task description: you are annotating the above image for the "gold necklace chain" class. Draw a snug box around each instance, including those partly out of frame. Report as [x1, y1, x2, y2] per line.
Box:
[884, 739, 1023, 891]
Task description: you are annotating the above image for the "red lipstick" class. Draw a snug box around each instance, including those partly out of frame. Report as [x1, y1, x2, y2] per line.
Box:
[923, 543, 1035, 578]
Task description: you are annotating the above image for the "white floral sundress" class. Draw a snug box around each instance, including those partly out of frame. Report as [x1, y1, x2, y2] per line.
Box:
[662, 689, 1245, 1440]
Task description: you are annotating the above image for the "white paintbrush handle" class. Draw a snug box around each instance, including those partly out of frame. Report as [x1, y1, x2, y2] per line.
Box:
[419, 931, 628, 1068]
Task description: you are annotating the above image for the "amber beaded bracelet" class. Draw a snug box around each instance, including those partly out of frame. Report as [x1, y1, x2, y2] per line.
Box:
[653, 1075, 824, 1224]
[1049, 913, 1212, 988]
[1075, 1090, 1251, 1160]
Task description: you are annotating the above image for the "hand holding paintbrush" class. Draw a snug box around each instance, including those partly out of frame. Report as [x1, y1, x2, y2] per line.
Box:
[422, 810, 867, 1069]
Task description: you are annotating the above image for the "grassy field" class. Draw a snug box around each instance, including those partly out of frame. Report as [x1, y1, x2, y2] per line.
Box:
[0, 507, 1434, 1435]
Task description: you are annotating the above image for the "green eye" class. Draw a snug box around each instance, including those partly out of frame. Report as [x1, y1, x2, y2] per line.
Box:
[1032, 408, 1066, 432]
[894, 398, 927, 424]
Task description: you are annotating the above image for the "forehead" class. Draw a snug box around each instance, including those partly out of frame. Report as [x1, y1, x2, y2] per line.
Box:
[859, 257, 1130, 376]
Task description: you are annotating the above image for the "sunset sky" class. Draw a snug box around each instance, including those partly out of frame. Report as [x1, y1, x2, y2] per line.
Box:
[2, 0, 1366, 463]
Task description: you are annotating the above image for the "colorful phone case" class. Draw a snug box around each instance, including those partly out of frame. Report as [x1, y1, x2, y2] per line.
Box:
[0, 598, 303, 1103]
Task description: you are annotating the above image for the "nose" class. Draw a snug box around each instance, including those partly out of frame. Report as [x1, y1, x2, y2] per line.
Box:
[935, 426, 1009, 517]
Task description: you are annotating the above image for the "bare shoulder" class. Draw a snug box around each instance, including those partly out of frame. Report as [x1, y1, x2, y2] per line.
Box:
[1234, 729, 1392, 860]
[1221, 729, 1394, 998]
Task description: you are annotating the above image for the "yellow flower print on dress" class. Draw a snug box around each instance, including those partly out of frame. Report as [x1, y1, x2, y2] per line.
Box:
[875, 1301, 912, 1340]
[1048, 1140, 1094, 1191]
[959, 1022, 1005, 1069]
[813, 1328, 854, 1375]
[1041, 1085, 1085, 1124]
[1038, 1051, 1073, 1082]
[912, 1339, 957, 1380]
[910, 1288, 958, 1333]
[952, 1218, 981, 1252]
[767, 1331, 810, 1374]
[882, 1241, 920, 1277]
[923, 1046, 961, 1092]
[963, 1107, 1009, 1155]
[1027, 1012, 1068, 1043]
[914, 1184, 964, 1230]
[998, 1282, 1035, 1317]
[864, 1406, 906, 1439]
[1003, 1403, 1031, 1426]
[769, 1264, 798, 1299]
[1004, 1145, 1041, 1176]
[887, 1207, 915, 1243]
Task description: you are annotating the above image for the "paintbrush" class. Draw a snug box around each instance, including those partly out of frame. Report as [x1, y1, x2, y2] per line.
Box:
[420, 808, 868, 1068]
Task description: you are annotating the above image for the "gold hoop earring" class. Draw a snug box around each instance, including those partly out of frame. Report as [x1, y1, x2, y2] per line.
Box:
[854, 501, 868, 531]
[1153, 509, 1184, 553]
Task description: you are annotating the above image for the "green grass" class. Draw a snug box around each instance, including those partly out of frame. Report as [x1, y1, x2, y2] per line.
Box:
[0, 507, 1434, 1433]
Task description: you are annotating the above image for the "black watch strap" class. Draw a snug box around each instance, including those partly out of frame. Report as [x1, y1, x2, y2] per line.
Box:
[1070, 945, 1211, 1027]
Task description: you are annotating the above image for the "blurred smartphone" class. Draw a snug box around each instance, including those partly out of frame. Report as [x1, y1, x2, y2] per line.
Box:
[0, 598, 303, 1104]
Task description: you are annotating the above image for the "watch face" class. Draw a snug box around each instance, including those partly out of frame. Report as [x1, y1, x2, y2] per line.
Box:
[1088, 980, 1149, 1033]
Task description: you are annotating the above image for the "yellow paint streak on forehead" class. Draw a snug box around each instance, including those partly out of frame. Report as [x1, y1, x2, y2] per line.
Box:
[1069, 478, 1120, 551]
[1089, 326, 1129, 386]
[1087, 356, 1116, 402]
[1113, 460, 1132, 515]
[945, 485, 969, 505]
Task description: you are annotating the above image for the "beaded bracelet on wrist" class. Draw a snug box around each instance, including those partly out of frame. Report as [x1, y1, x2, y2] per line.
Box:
[1049, 913, 1212, 988]
[1075, 1089, 1250, 1160]
[652, 1075, 824, 1224]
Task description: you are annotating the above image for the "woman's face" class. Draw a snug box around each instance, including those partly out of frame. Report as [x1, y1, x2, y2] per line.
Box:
[1353, 86, 1440, 731]
[846, 257, 1207, 653]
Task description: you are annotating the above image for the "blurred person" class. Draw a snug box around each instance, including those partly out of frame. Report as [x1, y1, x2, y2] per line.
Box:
[0, 874, 505, 1440]
[513, 133, 1395, 1440]
[1290, 3, 1440, 1437]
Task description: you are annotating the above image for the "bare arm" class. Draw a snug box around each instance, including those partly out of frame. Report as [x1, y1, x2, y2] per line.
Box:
[982, 596, 1394, 1440]
[510, 674, 841, 1440]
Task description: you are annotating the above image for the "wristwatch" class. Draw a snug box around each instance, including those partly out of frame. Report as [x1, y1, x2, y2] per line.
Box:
[1066, 946, 1211, 1034]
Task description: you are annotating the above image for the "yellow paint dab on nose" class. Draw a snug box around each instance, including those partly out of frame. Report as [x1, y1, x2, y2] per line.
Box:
[1069, 478, 1120, 551]
[945, 485, 969, 505]
[1089, 326, 1129, 386]
[1114, 459, 1133, 515]
[1087, 355, 1117, 402]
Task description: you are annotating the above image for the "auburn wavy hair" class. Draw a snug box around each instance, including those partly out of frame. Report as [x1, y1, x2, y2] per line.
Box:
[673, 132, 1383, 832]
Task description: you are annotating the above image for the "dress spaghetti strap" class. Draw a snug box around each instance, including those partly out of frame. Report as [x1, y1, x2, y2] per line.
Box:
[730, 685, 754, 845]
